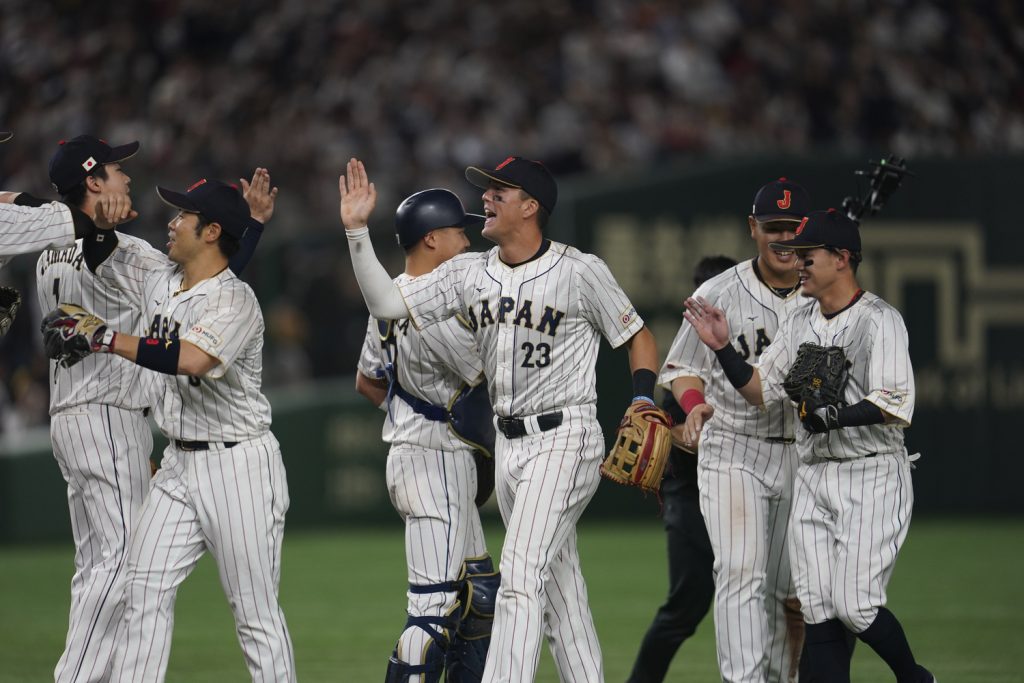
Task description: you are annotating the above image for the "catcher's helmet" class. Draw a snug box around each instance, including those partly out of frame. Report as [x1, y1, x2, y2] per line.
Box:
[395, 189, 484, 248]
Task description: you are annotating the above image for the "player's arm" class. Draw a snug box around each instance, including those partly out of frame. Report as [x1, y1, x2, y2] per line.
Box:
[683, 296, 765, 406]
[355, 315, 389, 410]
[109, 334, 220, 376]
[355, 372, 388, 409]
[339, 158, 408, 319]
[227, 167, 277, 275]
[625, 326, 660, 403]
[0, 194, 121, 255]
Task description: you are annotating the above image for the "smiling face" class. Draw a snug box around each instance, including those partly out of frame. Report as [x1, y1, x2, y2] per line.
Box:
[794, 247, 842, 298]
[480, 185, 537, 243]
[166, 211, 206, 264]
[749, 216, 800, 281]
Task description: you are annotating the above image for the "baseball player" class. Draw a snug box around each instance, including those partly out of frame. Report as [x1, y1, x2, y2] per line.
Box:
[683, 209, 936, 683]
[661, 179, 812, 683]
[0, 130, 132, 333]
[46, 177, 293, 683]
[33, 135, 273, 683]
[355, 188, 498, 682]
[626, 255, 736, 683]
[340, 156, 661, 683]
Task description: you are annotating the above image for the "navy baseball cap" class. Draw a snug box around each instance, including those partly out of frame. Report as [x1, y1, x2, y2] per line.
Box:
[465, 156, 557, 214]
[751, 177, 810, 222]
[395, 188, 484, 247]
[49, 135, 140, 194]
[0, 131, 11, 143]
[156, 179, 252, 238]
[770, 209, 862, 253]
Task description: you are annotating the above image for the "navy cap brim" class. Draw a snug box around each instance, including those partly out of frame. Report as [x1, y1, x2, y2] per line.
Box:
[0, 132, 12, 143]
[769, 238, 826, 250]
[753, 214, 804, 222]
[465, 166, 520, 191]
[457, 212, 485, 229]
[156, 186, 201, 213]
[107, 141, 140, 164]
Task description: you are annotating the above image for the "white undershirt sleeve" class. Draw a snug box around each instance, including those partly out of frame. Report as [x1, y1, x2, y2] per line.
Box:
[345, 227, 409, 319]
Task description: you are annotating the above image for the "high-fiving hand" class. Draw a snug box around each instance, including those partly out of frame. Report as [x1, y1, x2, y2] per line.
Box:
[241, 167, 278, 223]
[683, 296, 732, 350]
[339, 157, 377, 230]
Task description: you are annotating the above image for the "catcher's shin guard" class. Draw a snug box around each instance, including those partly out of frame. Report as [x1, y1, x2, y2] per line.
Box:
[385, 582, 461, 683]
[446, 555, 500, 683]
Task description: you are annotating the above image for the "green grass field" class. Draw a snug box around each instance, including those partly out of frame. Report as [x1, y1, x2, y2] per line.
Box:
[1, 519, 1020, 682]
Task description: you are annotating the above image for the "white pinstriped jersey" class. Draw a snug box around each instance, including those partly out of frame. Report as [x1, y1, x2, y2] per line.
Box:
[357, 275, 485, 451]
[758, 290, 915, 461]
[661, 259, 815, 439]
[0, 202, 76, 269]
[397, 241, 644, 417]
[95, 240, 272, 441]
[36, 233, 161, 413]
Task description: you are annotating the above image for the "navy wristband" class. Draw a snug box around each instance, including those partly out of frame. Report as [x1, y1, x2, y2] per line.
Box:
[632, 369, 657, 399]
[136, 337, 181, 375]
[713, 343, 754, 389]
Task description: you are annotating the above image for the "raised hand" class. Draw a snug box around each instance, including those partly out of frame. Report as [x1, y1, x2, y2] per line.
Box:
[241, 167, 278, 223]
[93, 193, 137, 230]
[683, 296, 731, 351]
[339, 157, 377, 230]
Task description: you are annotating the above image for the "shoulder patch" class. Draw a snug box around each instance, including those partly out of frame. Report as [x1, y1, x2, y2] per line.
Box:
[190, 324, 222, 348]
[620, 305, 638, 327]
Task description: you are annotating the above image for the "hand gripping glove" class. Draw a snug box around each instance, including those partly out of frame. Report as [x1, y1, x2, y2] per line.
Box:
[600, 400, 673, 493]
[0, 286, 20, 336]
[40, 303, 116, 368]
[782, 342, 851, 433]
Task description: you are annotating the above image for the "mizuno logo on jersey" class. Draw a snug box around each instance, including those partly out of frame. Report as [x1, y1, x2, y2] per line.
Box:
[465, 297, 565, 337]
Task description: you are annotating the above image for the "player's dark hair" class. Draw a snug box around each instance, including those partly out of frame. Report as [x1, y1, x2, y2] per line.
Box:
[694, 255, 738, 287]
[60, 165, 110, 208]
[193, 214, 241, 259]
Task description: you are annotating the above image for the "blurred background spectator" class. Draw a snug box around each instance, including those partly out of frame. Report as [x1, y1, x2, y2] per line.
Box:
[1, 0, 1023, 435]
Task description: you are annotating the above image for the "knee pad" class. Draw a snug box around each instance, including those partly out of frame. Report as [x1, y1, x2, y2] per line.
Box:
[446, 554, 500, 683]
[386, 584, 461, 683]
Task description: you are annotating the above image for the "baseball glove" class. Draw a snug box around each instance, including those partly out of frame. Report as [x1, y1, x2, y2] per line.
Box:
[0, 286, 21, 336]
[40, 304, 113, 368]
[783, 342, 851, 433]
[600, 401, 673, 494]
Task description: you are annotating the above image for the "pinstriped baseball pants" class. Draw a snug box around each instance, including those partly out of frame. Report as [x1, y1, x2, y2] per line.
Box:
[50, 403, 153, 683]
[109, 432, 294, 683]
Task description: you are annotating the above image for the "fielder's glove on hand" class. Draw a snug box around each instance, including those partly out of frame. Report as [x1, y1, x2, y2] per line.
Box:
[783, 342, 851, 434]
[41, 303, 117, 368]
[0, 286, 21, 336]
[600, 400, 673, 494]
[801, 403, 842, 434]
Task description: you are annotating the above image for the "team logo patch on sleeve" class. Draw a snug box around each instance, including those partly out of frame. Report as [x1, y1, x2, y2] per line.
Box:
[879, 389, 905, 404]
[191, 324, 222, 347]
[620, 305, 637, 327]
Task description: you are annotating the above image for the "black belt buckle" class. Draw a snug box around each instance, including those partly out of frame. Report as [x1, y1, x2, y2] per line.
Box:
[765, 436, 796, 444]
[496, 411, 563, 439]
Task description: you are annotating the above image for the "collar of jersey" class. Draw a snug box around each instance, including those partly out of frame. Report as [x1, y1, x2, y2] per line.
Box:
[752, 257, 800, 300]
[497, 239, 552, 269]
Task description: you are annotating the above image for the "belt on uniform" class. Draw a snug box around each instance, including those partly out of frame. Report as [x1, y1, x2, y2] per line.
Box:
[765, 436, 796, 444]
[496, 411, 563, 439]
[175, 439, 239, 451]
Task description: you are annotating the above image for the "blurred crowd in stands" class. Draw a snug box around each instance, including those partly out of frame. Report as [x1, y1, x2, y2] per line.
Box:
[1, 0, 1022, 435]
